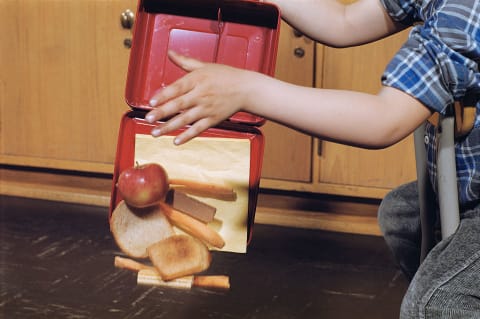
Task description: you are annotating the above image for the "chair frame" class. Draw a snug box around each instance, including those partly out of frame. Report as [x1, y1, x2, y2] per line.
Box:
[415, 112, 461, 261]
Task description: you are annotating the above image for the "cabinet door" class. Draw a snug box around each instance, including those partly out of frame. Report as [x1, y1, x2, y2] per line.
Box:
[0, 0, 136, 173]
[260, 22, 314, 183]
[316, 31, 417, 195]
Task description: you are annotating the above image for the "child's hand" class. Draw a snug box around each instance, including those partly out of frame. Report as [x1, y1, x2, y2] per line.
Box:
[145, 50, 248, 145]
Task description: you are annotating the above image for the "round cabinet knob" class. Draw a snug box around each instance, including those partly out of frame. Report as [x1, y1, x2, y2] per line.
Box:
[120, 9, 135, 29]
[294, 47, 305, 58]
[123, 38, 132, 49]
[292, 29, 303, 38]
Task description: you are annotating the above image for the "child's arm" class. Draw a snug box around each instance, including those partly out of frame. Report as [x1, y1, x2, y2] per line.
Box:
[146, 51, 432, 149]
[145, 0, 425, 148]
[266, 0, 408, 47]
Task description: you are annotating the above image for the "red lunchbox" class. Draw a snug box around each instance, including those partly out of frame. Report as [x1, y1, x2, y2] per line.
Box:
[110, 0, 281, 253]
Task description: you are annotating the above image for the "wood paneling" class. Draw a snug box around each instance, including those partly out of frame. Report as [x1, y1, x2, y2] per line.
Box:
[261, 22, 314, 182]
[0, 0, 136, 173]
[316, 31, 417, 190]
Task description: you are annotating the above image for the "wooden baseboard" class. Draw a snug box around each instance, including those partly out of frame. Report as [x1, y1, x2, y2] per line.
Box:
[0, 166, 381, 236]
[0, 167, 112, 207]
[255, 190, 381, 235]
[255, 207, 380, 235]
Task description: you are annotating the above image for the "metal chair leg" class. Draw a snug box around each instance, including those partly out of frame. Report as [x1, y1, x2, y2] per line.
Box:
[437, 115, 460, 238]
[414, 124, 436, 261]
[416, 115, 461, 263]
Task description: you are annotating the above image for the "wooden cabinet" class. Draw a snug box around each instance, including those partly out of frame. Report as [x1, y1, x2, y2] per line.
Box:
[260, 27, 417, 199]
[260, 22, 314, 183]
[0, 0, 136, 173]
[315, 31, 417, 198]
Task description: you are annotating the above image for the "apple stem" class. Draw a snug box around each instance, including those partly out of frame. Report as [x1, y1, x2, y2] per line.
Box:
[135, 161, 140, 168]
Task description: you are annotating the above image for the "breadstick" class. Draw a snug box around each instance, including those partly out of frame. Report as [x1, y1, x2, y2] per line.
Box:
[192, 275, 230, 290]
[158, 202, 225, 249]
[114, 256, 156, 272]
[169, 179, 237, 201]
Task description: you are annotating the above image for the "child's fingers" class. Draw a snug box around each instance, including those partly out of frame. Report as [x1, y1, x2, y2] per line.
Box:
[146, 88, 195, 123]
[149, 79, 190, 108]
[147, 74, 201, 125]
[148, 52, 204, 108]
[168, 50, 205, 72]
[173, 118, 215, 145]
[150, 102, 213, 139]
[150, 109, 193, 137]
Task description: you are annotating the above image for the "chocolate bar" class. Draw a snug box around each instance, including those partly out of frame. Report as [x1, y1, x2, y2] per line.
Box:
[166, 189, 216, 223]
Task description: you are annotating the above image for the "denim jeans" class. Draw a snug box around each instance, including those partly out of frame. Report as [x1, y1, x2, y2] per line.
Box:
[378, 181, 480, 318]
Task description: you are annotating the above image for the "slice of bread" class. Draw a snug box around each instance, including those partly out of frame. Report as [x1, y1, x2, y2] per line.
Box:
[147, 234, 211, 281]
[110, 200, 174, 258]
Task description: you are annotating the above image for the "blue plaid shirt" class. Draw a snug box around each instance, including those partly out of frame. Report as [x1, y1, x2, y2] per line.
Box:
[381, 0, 480, 208]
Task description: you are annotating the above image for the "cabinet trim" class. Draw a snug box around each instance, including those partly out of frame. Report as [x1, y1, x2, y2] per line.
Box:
[260, 178, 393, 199]
[0, 155, 114, 174]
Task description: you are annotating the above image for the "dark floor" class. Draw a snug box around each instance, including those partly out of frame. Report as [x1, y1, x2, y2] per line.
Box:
[0, 195, 408, 319]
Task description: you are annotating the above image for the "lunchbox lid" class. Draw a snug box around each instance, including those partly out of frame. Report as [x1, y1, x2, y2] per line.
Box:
[125, 0, 280, 126]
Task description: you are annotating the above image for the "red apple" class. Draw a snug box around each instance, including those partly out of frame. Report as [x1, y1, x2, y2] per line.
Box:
[117, 162, 169, 208]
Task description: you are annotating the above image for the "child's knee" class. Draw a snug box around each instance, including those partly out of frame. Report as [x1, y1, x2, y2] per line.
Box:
[401, 254, 480, 319]
[401, 284, 480, 319]
[399, 278, 434, 319]
[378, 181, 419, 235]
[377, 186, 407, 235]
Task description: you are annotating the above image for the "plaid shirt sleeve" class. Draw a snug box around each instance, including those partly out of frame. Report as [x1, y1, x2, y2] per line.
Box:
[380, 0, 480, 207]
[380, 0, 419, 25]
[380, 0, 480, 115]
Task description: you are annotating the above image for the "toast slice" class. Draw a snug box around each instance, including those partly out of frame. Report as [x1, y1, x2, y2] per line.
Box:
[147, 234, 211, 281]
[110, 200, 174, 258]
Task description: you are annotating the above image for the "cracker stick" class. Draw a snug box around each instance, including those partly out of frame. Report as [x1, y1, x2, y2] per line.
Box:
[169, 179, 237, 201]
[114, 256, 156, 272]
[158, 202, 225, 249]
[138, 269, 230, 290]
